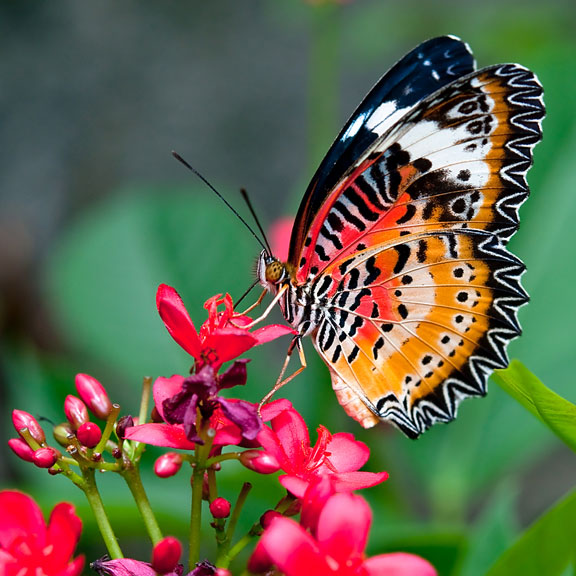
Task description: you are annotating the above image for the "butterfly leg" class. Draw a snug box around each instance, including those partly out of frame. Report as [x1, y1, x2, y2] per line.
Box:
[238, 288, 268, 316]
[242, 284, 289, 329]
[259, 336, 307, 409]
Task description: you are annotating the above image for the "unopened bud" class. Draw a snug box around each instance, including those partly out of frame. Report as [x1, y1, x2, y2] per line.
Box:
[116, 415, 134, 440]
[8, 438, 35, 462]
[33, 447, 60, 468]
[260, 509, 282, 529]
[64, 396, 89, 430]
[209, 497, 231, 519]
[215, 570, 232, 576]
[53, 423, 75, 447]
[12, 410, 46, 444]
[239, 449, 280, 474]
[154, 453, 183, 478]
[75, 373, 113, 419]
[151, 536, 182, 574]
[77, 422, 102, 448]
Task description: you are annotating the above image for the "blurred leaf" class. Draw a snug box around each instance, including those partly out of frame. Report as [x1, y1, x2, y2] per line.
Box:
[486, 489, 576, 576]
[454, 482, 518, 576]
[46, 188, 268, 390]
[494, 361, 576, 454]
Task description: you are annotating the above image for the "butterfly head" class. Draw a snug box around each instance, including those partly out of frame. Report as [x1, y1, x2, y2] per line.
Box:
[257, 249, 290, 292]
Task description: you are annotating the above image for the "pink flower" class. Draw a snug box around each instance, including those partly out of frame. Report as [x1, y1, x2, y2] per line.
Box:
[249, 492, 436, 576]
[258, 400, 388, 497]
[125, 375, 260, 449]
[0, 490, 84, 576]
[157, 285, 293, 370]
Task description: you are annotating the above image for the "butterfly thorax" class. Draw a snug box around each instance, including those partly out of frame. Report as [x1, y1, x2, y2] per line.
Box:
[257, 249, 320, 337]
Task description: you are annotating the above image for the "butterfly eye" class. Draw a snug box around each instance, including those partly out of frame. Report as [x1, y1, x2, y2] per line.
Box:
[265, 260, 286, 284]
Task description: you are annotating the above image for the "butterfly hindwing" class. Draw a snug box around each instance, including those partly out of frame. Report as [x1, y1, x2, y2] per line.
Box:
[311, 229, 527, 437]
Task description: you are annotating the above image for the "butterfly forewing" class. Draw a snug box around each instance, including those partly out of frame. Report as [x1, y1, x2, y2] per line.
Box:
[282, 45, 544, 437]
[289, 36, 476, 263]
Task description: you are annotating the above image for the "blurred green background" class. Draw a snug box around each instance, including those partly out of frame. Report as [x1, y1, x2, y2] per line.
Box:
[1, 1, 576, 574]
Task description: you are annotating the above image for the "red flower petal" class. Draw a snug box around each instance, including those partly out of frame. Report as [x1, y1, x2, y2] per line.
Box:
[153, 375, 186, 421]
[248, 516, 330, 575]
[203, 329, 257, 366]
[45, 502, 83, 570]
[363, 552, 437, 576]
[259, 398, 293, 421]
[321, 433, 369, 473]
[124, 423, 195, 450]
[251, 323, 296, 345]
[330, 470, 389, 492]
[156, 284, 201, 358]
[278, 475, 309, 498]
[0, 490, 46, 550]
[316, 493, 371, 566]
[265, 406, 310, 469]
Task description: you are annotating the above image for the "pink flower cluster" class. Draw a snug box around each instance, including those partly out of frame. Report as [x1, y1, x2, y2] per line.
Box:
[2, 284, 438, 575]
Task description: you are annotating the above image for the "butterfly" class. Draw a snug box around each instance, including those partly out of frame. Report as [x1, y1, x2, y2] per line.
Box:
[256, 36, 545, 438]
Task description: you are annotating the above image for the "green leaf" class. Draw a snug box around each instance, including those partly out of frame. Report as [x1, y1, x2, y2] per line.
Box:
[454, 482, 518, 576]
[486, 489, 576, 576]
[493, 360, 576, 453]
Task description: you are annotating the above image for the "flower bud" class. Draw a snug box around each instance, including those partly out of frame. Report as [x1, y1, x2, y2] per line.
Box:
[53, 423, 75, 447]
[12, 410, 46, 444]
[209, 497, 231, 519]
[260, 509, 282, 529]
[8, 438, 36, 462]
[75, 373, 113, 419]
[77, 422, 102, 448]
[215, 570, 232, 576]
[154, 453, 183, 478]
[33, 447, 60, 468]
[151, 536, 182, 574]
[116, 415, 134, 440]
[239, 450, 280, 474]
[64, 395, 89, 430]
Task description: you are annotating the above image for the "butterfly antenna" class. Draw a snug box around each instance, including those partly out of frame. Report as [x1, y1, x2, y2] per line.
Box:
[172, 151, 268, 253]
[234, 278, 260, 310]
[240, 188, 273, 255]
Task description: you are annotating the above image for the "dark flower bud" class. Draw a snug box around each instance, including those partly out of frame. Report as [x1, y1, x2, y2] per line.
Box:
[116, 415, 134, 440]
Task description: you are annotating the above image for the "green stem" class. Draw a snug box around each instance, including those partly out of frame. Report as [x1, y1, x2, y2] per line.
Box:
[205, 451, 241, 468]
[138, 377, 153, 426]
[189, 424, 215, 567]
[308, 3, 341, 174]
[95, 404, 121, 455]
[189, 465, 204, 567]
[83, 468, 123, 559]
[122, 464, 163, 545]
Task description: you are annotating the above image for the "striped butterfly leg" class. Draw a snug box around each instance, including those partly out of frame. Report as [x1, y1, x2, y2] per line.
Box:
[258, 336, 307, 410]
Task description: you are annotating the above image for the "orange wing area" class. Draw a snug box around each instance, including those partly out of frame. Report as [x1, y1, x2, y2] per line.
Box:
[311, 229, 525, 436]
[289, 64, 543, 437]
